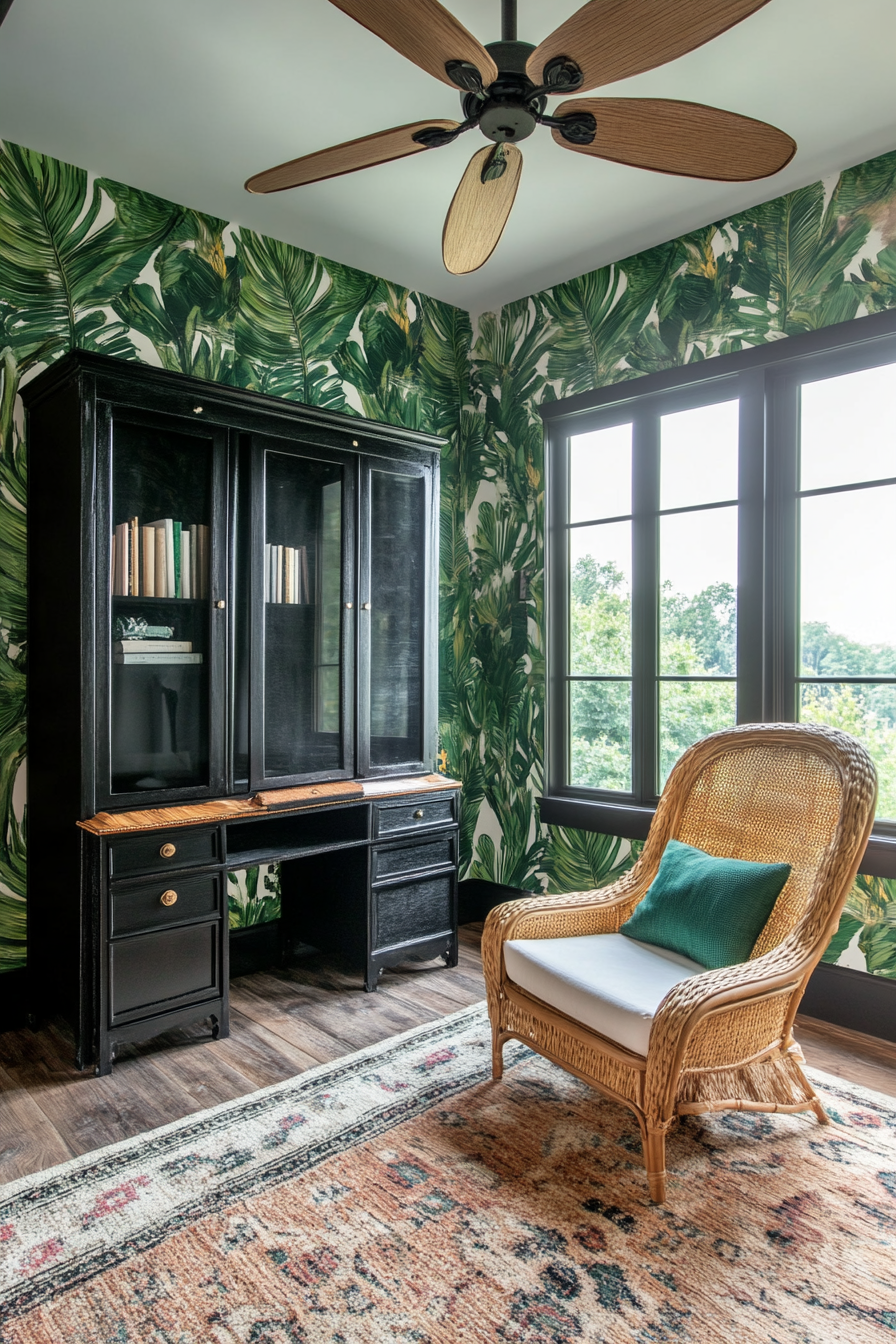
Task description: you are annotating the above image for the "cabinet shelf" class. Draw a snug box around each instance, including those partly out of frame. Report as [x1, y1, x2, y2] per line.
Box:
[112, 595, 207, 606]
[113, 660, 204, 669]
[226, 837, 370, 868]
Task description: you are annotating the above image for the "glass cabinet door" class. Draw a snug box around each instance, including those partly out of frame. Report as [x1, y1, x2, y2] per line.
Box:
[102, 411, 226, 802]
[361, 461, 431, 774]
[250, 441, 354, 786]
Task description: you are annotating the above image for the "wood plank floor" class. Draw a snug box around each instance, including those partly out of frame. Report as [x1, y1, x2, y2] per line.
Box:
[0, 924, 894, 1187]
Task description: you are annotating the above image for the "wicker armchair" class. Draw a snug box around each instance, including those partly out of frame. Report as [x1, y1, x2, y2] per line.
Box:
[482, 722, 877, 1203]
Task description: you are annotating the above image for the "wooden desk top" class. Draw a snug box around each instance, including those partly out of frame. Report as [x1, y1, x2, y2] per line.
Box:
[78, 774, 462, 836]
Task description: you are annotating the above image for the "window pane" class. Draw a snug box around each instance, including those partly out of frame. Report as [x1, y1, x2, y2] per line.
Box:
[570, 681, 631, 791]
[800, 683, 896, 820]
[800, 362, 896, 491]
[659, 681, 736, 789]
[660, 400, 738, 510]
[570, 423, 632, 522]
[800, 486, 896, 675]
[570, 521, 632, 674]
[660, 507, 737, 675]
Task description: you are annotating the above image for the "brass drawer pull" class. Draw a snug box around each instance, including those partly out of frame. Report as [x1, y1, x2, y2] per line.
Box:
[160, 890, 178, 907]
[160, 843, 177, 859]
[413, 809, 424, 819]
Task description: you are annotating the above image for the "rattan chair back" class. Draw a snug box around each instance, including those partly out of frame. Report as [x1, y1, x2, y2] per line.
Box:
[636, 722, 877, 961]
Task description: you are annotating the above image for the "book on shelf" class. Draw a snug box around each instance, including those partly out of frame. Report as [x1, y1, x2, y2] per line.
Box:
[114, 652, 203, 665]
[181, 529, 191, 600]
[111, 518, 209, 598]
[129, 516, 139, 597]
[147, 518, 176, 598]
[153, 521, 167, 597]
[173, 521, 182, 599]
[114, 639, 193, 653]
[264, 542, 309, 604]
[141, 525, 156, 597]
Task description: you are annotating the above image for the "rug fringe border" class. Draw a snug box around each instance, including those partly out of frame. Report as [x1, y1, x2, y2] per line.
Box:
[0, 1000, 489, 1203]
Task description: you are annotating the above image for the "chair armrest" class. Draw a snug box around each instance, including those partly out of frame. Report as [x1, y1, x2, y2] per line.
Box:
[644, 936, 811, 1122]
[481, 863, 653, 995]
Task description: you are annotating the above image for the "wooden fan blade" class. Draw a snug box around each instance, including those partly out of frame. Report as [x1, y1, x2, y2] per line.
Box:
[329, 0, 498, 89]
[245, 120, 460, 194]
[552, 99, 796, 181]
[527, 0, 772, 92]
[442, 145, 522, 276]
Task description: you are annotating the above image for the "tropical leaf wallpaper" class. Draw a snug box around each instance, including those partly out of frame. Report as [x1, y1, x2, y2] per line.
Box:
[1, 136, 896, 980]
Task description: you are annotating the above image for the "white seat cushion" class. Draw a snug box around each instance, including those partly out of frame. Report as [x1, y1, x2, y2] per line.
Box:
[503, 933, 707, 1057]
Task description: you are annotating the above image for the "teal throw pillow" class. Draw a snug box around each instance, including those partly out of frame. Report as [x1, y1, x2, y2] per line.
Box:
[619, 838, 791, 970]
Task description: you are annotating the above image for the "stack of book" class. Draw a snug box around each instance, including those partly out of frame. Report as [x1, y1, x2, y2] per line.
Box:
[265, 543, 310, 604]
[111, 518, 210, 598]
[113, 638, 203, 666]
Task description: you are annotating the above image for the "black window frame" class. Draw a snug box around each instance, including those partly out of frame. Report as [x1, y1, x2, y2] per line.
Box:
[540, 307, 896, 877]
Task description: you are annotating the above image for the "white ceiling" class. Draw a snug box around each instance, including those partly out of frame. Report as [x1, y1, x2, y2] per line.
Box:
[1, 0, 895, 315]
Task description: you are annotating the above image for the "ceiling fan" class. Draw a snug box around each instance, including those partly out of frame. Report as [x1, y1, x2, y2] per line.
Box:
[245, 0, 796, 276]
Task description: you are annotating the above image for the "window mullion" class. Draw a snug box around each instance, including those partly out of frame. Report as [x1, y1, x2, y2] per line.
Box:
[736, 369, 765, 722]
[632, 413, 660, 803]
[546, 426, 570, 796]
[765, 370, 799, 722]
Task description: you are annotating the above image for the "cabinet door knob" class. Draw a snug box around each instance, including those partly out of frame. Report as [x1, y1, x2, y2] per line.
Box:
[361, 601, 371, 610]
[345, 602, 353, 609]
[215, 599, 226, 609]
[413, 809, 424, 819]
[160, 889, 178, 907]
[160, 843, 177, 858]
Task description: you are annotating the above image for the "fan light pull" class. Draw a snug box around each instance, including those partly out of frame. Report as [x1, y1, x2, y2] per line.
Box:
[481, 145, 507, 184]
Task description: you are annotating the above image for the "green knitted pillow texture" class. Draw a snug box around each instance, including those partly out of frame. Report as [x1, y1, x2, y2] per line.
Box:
[619, 838, 792, 970]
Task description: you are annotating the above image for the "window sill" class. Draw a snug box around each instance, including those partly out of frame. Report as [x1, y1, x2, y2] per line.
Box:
[538, 795, 896, 878]
[538, 795, 655, 842]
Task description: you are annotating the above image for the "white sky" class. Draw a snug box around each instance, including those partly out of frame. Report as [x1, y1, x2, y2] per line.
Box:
[801, 485, 896, 645]
[661, 507, 737, 596]
[801, 363, 896, 490]
[570, 423, 631, 522]
[660, 401, 739, 509]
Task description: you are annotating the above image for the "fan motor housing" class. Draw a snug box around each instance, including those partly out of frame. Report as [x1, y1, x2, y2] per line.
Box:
[469, 40, 544, 145]
[478, 99, 537, 144]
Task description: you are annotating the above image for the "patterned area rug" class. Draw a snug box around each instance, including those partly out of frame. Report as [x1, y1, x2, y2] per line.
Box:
[1, 1003, 895, 1343]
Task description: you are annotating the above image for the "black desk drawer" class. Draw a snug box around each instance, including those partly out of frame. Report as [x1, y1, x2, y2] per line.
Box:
[374, 795, 455, 837]
[374, 873, 454, 951]
[109, 827, 220, 879]
[372, 835, 456, 883]
[110, 922, 221, 1026]
[111, 874, 221, 937]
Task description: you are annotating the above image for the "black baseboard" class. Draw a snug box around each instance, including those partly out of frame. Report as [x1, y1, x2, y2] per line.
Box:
[461, 881, 896, 1045]
[229, 921, 282, 978]
[458, 879, 534, 925]
[0, 968, 30, 1032]
[801, 960, 896, 1042]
